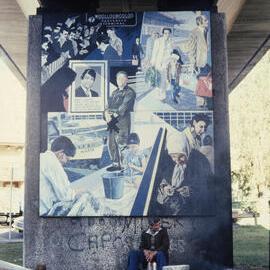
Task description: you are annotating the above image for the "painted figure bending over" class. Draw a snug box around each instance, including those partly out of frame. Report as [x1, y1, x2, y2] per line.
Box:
[40, 136, 115, 216]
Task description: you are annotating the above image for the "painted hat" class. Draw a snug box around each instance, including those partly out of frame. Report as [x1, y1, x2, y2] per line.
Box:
[127, 133, 140, 145]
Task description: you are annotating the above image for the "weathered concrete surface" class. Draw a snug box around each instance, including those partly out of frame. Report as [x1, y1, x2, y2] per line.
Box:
[24, 14, 233, 270]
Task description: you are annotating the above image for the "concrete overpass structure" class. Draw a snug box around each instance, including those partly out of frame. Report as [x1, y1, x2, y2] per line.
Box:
[0, 0, 269, 91]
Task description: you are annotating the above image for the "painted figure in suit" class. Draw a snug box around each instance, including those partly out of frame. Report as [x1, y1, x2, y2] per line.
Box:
[75, 68, 99, 97]
[151, 28, 173, 101]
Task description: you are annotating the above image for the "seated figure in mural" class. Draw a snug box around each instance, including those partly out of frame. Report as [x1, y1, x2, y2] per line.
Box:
[157, 132, 190, 210]
[127, 218, 169, 270]
[149, 114, 215, 215]
[40, 136, 115, 216]
[122, 133, 147, 182]
[75, 68, 99, 97]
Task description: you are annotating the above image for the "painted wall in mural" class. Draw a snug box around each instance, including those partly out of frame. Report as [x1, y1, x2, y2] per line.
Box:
[40, 11, 214, 217]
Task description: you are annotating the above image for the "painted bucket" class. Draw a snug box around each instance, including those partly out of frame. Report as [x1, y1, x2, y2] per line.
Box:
[102, 171, 124, 199]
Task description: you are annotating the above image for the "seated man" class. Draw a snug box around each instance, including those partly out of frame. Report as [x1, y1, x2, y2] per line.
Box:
[128, 218, 169, 270]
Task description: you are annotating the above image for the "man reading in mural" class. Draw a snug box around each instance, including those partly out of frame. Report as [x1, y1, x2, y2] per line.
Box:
[75, 68, 99, 97]
[127, 217, 169, 270]
[40, 136, 116, 216]
[104, 71, 136, 170]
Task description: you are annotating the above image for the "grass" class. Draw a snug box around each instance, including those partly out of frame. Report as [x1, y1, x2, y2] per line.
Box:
[0, 242, 23, 266]
[0, 226, 269, 269]
[233, 225, 269, 270]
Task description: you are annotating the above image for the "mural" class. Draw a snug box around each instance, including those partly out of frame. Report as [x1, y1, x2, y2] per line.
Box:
[39, 11, 214, 217]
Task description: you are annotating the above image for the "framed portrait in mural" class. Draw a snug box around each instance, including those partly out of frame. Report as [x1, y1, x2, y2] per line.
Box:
[69, 60, 107, 112]
[39, 11, 215, 217]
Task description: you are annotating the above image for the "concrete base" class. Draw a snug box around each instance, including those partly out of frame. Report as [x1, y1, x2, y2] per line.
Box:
[163, 265, 190, 270]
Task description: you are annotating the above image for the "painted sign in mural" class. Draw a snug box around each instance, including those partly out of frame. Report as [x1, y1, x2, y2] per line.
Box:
[40, 11, 214, 217]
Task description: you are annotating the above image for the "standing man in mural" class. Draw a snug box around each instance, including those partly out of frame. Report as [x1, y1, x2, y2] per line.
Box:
[127, 217, 169, 270]
[104, 71, 136, 169]
[53, 27, 74, 58]
[145, 31, 159, 64]
[181, 13, 209, 73]
[107, 27, 123, 57]
[151, 28, 173, 102]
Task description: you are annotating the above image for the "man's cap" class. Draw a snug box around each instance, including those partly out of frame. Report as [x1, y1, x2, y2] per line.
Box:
[127, 133, 140, 145]
[148, 217, 161, 226]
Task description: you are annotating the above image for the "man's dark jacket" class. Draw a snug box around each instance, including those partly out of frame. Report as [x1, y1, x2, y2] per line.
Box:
[107, 85, 136, 131]
[140, 227, 169, 261]
[103, 45, 120, 60]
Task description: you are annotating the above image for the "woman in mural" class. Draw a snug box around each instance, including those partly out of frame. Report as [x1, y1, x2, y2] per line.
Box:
[157, 132, 190, 214]
[153, 113, 214, 215]
[195, 64, 212, 109]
